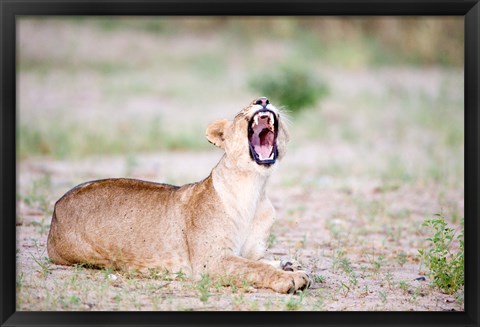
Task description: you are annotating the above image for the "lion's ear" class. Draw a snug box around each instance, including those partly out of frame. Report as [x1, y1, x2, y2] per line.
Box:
[206, 119, 229, 148]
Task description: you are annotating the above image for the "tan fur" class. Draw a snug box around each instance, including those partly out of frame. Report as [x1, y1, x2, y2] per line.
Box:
[47, 98, 310, 293]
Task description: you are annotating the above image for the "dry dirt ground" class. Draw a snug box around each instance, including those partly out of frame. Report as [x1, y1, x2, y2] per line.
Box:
[16, 147, 463, 311]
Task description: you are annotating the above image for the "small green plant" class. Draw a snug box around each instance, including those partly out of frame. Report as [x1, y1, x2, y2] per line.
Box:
[215, 273, 237, 292]
[348, 272, 359, 287]
[69, 295, 81, 305]
[398, 280, 410, 294]
[384, 271, 394, 290]
[196, 274, 212, 303]
[147, 268, 166, 280]
[241, 278, 253, 291]
[285, 290, 307, 310]
[30, 240, 52, 278]
[31, 216, 50, 236]
[396, 251, 408, 267]
[16, 272, 25, 291]
[249, 300, 260, 311]
[249, 64, 329, 115]
[378, 290, 388, 304]
[331, 249, 347, 274]
[267, 233, 277, 248]
[335, 254, 358, 288]
[418, 213, 464, 294]
[22, 175, 52, 210]
[30, 253, 52, 278]
[313, 274, 326, 284]
[174, 270, 187, 281]
[368, 253, 385, 276]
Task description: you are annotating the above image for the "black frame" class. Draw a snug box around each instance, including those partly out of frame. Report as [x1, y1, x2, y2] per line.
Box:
[1, 1, 479, 326]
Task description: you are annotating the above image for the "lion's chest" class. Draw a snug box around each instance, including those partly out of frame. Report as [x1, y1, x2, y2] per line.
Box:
[211, 169, 268, 255]
[217, 192, 261, 255]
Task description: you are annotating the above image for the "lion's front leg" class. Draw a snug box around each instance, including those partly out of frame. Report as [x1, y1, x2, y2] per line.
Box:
[240, 198, 312, 284]
[213, 255, 310, 294]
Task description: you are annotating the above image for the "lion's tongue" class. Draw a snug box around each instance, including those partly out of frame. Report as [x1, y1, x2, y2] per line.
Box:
[254, 129, 274, 159]
[254, 145, 272, 159]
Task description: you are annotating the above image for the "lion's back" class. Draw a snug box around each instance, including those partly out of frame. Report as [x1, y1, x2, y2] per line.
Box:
[47, 178, 191, 272]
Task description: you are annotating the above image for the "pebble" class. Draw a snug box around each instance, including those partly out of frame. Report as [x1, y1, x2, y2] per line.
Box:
[108, 274, 118, 281]
[414, 276, 426, 281]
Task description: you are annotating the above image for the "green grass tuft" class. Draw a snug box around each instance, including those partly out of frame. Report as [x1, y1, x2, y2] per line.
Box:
[196, 274, 213, 303]
[418, 213, 464, 294]
[249, 64, 329, 115]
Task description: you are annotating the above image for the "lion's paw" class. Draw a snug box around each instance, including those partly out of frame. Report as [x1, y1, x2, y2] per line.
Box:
[291, 271, 312, 292]
[270, 270, 311, 294]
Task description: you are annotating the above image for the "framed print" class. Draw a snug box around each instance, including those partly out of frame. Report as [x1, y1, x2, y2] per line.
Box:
[1, 0, 478, 326]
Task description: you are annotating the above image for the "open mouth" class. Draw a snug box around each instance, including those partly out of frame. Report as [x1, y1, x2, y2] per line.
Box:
[248, 109, 278, 165]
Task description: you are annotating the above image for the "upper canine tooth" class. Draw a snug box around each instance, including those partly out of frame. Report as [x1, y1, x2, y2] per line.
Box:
[254, 115, 259, 125]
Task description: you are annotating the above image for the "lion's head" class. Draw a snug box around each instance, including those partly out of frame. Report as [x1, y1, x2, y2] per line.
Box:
[206, 97, 289, 172]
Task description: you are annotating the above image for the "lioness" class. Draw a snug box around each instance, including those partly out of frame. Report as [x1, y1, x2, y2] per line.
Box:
[47, 97, 311, 293]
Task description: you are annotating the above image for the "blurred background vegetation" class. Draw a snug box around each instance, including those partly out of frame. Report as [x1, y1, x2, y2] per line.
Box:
[17, 16, 463, 187]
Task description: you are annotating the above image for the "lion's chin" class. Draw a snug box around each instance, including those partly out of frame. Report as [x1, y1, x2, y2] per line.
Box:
[248, 109, 278, 165]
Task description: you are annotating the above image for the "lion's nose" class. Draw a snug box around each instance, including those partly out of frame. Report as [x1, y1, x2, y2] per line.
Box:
[255, 97, 270, 107]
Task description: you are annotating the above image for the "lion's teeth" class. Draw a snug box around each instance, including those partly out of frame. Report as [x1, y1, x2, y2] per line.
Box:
[257, 148, 275, 161]
[253, 111, 275, 129]
[268, 113, 274, 128]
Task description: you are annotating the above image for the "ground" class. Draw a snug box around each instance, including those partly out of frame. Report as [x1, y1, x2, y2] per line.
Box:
[16, 18, 464, 311]
[16, 145, 464, 311]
